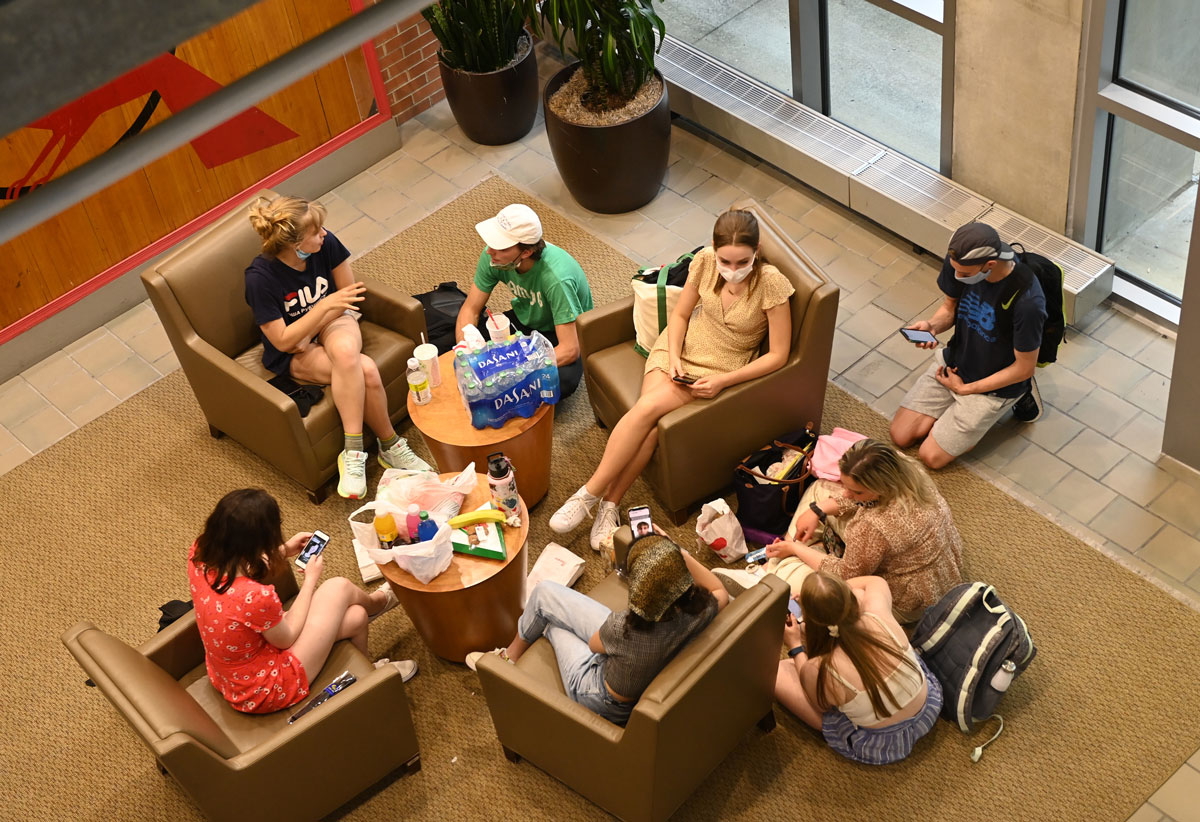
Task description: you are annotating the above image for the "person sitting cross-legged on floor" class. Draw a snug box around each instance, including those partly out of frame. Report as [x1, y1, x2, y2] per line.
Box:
[727, 438, 963, 624]
[245, 195, 431, 500]
[466, 535, 728, 726]
[775, 572, 942, 765]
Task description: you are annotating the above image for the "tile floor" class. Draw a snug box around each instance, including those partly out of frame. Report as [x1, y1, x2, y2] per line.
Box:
[1, 43, 1197, 822]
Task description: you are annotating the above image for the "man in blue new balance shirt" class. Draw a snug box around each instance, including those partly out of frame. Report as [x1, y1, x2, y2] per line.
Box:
[890, 222, 1047, 469]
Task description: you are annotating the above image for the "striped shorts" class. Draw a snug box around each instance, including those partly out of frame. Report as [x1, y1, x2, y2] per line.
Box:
[821, 655, 943, 765]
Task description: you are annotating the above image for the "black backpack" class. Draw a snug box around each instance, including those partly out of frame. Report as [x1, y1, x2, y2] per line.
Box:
[414, 281, 468, 354]
[911, 582, 1036, 759]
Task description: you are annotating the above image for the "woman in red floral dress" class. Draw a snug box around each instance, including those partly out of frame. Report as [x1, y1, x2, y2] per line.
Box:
[188, 488, 404, 713]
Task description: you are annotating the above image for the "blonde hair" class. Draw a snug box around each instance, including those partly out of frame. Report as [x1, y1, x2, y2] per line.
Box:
[839, 439, 936, 510]
[247, 196, 327, 257]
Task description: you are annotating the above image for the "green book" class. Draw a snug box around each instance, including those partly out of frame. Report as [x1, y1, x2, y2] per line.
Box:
[450, 502, 507, 560]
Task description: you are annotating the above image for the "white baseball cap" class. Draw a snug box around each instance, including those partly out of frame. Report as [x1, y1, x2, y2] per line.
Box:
[475, 203, 543, 249]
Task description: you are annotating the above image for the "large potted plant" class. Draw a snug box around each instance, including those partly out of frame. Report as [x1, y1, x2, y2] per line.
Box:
[521, 0, 671, 213]
[422, 0, 539, 145]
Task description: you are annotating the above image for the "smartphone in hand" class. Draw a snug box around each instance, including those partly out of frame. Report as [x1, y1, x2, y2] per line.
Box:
[672, 374, 698, 385]
[295, 530, 330, 569]
[787, 598, 802, 619]
[628, 505, 653, 538]
[898, 327, 938, 345]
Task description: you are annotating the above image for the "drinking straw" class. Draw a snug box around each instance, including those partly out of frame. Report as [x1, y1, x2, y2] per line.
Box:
[485, 308, 496, 327]
[420, 332, 426, 345]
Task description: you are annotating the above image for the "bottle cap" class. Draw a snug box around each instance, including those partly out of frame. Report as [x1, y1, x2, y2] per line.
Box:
[419, 510, 430, 520]
[407, 357, 420, 369]
[408, 503, 419, 514]
[487, 452, 509, 478]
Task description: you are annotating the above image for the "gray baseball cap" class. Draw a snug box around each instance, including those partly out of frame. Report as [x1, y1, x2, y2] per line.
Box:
[947, 222, 1013, 264]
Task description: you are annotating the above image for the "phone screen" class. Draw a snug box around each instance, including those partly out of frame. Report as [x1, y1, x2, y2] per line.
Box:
[899, 327, 938, 344]
[787, 599, 802, 619]
[296, 530, 330, 568]
[628, 506, 653, 538]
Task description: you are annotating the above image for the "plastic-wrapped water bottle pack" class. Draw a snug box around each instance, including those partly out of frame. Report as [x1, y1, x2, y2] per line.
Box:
[453, 331, 560, 429]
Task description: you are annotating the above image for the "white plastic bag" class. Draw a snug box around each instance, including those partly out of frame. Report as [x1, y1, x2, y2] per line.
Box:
[696, 499, 748, 563]
[378, 464, 477, 521]
[367, 523, 454, 584]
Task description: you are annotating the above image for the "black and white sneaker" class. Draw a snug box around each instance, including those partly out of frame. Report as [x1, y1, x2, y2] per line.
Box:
[1012, 376, 1043, 423]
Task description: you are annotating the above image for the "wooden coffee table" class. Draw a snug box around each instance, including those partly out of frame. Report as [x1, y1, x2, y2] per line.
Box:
[407, 350, 553, 506]
[379, 473, 530, 662]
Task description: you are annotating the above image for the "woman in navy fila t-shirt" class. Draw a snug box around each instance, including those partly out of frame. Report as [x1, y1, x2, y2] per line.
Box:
[245, 196, 431, 498]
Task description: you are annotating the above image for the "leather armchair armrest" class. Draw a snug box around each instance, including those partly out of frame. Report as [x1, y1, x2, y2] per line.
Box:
[139, 611, 206, 680]
[577, 296, 635, 360]
[183, 333, 309, 436]
[478, 654, 624, 747]
[360, 276, 426, 343]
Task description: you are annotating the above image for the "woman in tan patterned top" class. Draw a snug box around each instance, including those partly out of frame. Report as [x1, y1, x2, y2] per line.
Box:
[550, 210, 795, 550]
[766, 439, 964, 622]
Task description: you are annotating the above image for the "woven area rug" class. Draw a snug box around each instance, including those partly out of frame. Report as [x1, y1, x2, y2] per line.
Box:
[4, 175, 1199, 822]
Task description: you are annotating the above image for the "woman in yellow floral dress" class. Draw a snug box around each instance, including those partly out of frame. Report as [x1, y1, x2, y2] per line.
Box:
[550, 210, 795, 549]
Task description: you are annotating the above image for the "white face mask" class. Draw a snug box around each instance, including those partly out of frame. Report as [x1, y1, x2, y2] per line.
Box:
[954, 261, 991, 285]
[718, 257, 755, 284]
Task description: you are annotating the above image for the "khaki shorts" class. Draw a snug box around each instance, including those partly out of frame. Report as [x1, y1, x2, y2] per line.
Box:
[899, 350, 1018, 457]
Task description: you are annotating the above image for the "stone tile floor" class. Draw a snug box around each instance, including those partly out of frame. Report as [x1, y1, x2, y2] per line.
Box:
[1, 43, 1196, 822]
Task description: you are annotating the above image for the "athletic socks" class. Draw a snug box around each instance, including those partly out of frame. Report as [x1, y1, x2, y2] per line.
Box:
[345, 432, 365, 453]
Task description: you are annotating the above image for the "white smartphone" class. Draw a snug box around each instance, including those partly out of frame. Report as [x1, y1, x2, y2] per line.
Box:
[627, 505, 653, 538]
[295, 530, 330, 569]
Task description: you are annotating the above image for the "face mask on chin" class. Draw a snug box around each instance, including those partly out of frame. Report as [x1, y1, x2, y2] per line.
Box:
[493, 251, 527, 272]
[718, 257, 755, 284]
[295, 247, 312, 261]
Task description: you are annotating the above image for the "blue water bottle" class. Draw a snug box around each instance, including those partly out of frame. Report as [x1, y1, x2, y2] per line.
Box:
[539, 356, 560, 404]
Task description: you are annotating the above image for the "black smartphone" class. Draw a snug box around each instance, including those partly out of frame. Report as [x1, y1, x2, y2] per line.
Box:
[672, 374, 698, 385]
[898, 327, 938, 345]
[627, 505, 653, 538]
[295, 530, 330, 569]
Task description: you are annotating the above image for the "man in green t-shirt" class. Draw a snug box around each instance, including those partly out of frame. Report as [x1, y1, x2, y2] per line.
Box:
[455, 203, 594, 398]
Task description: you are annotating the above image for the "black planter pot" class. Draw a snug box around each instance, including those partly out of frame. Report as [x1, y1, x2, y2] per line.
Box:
[438, 34, 538, 146]
[542, 64, 671, 214]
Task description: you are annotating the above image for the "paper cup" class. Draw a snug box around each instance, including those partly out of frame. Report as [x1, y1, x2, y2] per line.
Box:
[486, 314, 511, 343]
[414, 343, 441, 387]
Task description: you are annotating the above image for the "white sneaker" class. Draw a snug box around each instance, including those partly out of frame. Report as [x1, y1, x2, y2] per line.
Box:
[713, 567, 765, 590]
[337, 449, 368, 499]
[379, 438, 433, 472]
[590, 501, 620, 552]
[368, 583, 399, 623]
[465, 647, 511, 672]
[375, 657, 419, 682]
[549, 485, 599, 534]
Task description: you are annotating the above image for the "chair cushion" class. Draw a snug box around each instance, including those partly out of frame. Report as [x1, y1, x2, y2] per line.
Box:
[184, 640, 374, 753]
[76, 628, 240, 759]
[232, 320, 414, 447]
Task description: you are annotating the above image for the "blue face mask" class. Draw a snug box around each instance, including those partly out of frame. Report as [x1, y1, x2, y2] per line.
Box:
[295, 247, 312, 261]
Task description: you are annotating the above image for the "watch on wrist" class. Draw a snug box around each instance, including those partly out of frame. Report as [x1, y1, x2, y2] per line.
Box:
[809, 500, 827, 522]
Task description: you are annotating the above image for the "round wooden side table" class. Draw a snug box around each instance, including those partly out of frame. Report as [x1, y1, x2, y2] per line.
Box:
[378, 473, 530, 662]
[406, 350, 553, 506]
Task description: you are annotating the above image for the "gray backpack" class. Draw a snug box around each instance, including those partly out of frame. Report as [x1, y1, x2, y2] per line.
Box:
[911, 582, 1036, 760]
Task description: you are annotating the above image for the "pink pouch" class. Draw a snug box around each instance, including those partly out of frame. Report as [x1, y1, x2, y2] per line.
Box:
[811, 428, 868, 481]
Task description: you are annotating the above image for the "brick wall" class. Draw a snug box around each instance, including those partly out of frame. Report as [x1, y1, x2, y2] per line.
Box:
[372, 11, 445, 122]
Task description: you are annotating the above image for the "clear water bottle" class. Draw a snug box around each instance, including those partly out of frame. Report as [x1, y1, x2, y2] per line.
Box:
[539, 356, 559, 402]
[407, 357, 431, 405]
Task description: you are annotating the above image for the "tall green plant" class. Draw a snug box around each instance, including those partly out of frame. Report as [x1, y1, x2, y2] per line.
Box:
[523, 0, 666, 112]
[422, 0, 527, 73]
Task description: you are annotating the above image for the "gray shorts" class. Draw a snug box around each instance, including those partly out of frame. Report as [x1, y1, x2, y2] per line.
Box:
[899, 350, 1018, 457]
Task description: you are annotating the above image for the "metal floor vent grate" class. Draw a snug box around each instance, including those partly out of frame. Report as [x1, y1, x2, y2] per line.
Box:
[854, 152, 989, 226]
[659, 38, 881, 201]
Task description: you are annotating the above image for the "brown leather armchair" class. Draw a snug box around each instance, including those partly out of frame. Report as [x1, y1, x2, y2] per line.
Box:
[143, 191, 426, 502]
[477, 526, 788, 822]
[62, 567, 420, 822]
[577, 199, 839, 523]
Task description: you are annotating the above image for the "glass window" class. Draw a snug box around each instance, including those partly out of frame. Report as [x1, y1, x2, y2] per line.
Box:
[657, 0, 793, 95]
[1116, 0, 1200, 114]
[1101, 115, 1197, 300]
[825, 0, 941, 168]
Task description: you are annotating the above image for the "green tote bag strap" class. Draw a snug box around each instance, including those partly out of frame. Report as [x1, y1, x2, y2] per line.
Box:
[656, 263, 670, 332]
